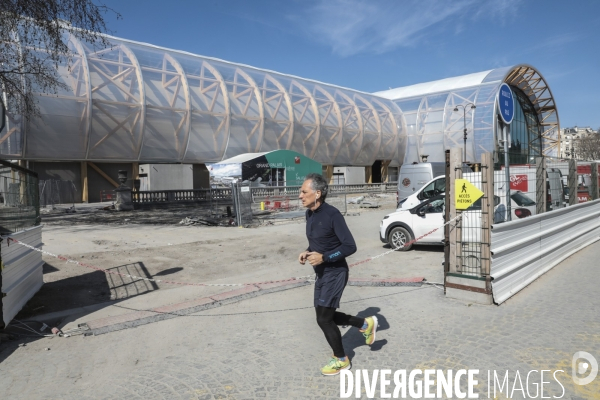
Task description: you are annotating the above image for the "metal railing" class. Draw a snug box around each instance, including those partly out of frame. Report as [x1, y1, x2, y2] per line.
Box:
[132, 188, 232, 204]
[491, 199, 600, 304]
[131, 183, 397, 205]
[251, 182, 397, 201]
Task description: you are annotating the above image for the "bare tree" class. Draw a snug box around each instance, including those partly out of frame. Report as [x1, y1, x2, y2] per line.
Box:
[575, 132, 600, 161]
[0, 0, 119, 119]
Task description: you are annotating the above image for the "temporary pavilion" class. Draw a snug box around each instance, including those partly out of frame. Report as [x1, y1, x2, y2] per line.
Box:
[0, 31, 559, 201]
[374, 65, 560, 165]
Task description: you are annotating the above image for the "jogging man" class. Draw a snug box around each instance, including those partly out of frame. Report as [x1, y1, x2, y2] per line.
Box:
[298, 173, 378, 376]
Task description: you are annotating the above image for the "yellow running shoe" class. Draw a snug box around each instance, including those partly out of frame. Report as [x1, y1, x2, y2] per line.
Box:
[362, 316, 378, 345]
[321, 357, 351, 376]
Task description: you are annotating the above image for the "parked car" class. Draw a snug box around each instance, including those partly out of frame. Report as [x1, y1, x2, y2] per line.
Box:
[381, 194, 447, 251]
[380, 191, 537, 251]
[495, 190, 537, 221]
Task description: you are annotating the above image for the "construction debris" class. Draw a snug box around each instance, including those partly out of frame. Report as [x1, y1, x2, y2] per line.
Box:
[347, 196, 365, 204]
[359, 201, 380, 208]
[179, 216, 219, 226]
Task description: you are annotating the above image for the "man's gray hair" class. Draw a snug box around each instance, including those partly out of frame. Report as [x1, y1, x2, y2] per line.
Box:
[305, 173, 328, 201]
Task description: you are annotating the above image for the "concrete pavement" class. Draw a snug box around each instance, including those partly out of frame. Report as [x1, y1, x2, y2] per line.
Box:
[1, 238, 599, 398]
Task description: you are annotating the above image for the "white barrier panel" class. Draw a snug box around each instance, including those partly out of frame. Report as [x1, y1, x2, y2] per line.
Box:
[490, 199, 600, 304]
[1, 226, 44, 327]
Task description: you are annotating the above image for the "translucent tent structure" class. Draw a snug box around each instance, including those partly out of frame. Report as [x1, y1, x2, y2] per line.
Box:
[374, 64, 560, 164]
[1, 33, 405, 167]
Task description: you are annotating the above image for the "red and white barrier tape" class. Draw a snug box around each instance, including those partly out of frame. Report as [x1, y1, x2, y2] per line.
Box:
[348, 213, 463, 267]
[2, 213, 462, 288]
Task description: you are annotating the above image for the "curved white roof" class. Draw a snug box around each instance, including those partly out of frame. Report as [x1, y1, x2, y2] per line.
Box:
[373, 70, 493, 100]
[212, 152, 268, 165]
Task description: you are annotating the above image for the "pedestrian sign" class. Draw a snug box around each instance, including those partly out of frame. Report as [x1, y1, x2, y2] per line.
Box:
[455, 179, 484, 210]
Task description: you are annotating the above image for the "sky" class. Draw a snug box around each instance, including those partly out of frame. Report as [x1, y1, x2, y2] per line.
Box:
[99, 0, 600, 129]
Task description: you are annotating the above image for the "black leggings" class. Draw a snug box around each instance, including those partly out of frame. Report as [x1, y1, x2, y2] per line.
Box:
[315, 306, 364, 358]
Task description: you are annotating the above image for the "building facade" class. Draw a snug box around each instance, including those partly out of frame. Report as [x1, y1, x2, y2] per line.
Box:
[560, 126, 599, 160]
[374, 65, 560, 165]
[1, 33, 403, 168]
[1, 33, 561, 201]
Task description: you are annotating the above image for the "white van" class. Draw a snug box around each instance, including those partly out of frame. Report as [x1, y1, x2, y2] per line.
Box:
[397, 162, 445, 207]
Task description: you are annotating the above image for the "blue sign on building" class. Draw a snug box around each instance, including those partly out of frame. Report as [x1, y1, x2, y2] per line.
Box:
[497, 83, 514, 125]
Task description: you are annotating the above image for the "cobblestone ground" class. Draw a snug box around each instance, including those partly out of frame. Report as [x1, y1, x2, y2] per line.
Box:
[1, 240, 599, 399]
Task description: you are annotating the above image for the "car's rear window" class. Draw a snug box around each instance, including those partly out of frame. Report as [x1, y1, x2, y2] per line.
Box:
[511, 192, 536, 206]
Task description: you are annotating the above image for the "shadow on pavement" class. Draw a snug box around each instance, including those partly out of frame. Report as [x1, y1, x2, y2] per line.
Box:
[382, 243, 444, 253]
[0, 260, 160, 364]
[342, 307, 389, 360]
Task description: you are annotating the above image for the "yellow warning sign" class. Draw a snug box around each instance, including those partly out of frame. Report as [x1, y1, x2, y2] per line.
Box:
[455, 179, 484, 210]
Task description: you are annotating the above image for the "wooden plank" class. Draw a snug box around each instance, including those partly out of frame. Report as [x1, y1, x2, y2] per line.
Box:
[481, 152, 494, 284]
[568, 159, 577, 206]
[88, 162, 120, 188]
[365, 166, 372, 184]
[81, 162, 88, 203]
[448, 148, 462, 275]
[324, 165, 333, 184]
[381, 160, 390, 183]
[536, 157, 546, 214]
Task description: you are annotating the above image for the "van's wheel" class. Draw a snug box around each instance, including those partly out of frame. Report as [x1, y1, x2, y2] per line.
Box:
[388, 227, 412, 251]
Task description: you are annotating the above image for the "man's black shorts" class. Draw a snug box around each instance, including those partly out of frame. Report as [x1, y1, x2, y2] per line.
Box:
[314, 267, 349, 308]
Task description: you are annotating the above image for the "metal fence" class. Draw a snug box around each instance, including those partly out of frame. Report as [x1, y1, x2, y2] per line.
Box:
[39, 179, 76, 208]
[495, 156, 599, 218]
[132, 188, 232, 204]
[231, 183, 253, 227]
[445, 148, 600, 304]
[0, 160, 40, 234]
[444, 149, 493, 303]
[0, 225, 44, 328]
[130, 183, 395, 208]
[491, 199, 600, 304]
[445, 155, 491, 279]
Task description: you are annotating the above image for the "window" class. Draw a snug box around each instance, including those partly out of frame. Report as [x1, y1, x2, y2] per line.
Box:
[423, 198, 445, 213]
[419, 177, 446, 199]
[511, 192, 536, 206]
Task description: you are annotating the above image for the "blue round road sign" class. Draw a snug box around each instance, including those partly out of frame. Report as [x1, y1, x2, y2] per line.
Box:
[497, 83, 514, 124]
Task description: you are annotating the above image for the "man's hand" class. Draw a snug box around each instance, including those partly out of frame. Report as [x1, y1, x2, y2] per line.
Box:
[298, 251, 309, 265]
[306, 251, 324, 266]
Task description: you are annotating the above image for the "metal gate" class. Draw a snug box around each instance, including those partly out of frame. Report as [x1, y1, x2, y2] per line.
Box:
[231, 183, 253, 227]
[444, 149, 493, 303]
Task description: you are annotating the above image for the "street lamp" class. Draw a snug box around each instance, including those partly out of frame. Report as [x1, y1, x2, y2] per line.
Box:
[453, 103, 476, 163]
[0, 95, 6, 134]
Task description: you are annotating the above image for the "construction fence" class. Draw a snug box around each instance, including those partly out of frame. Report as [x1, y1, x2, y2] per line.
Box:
[39, 179, 77, 208]
[444, 148, 600, 304]
[0, 160, 40, 234]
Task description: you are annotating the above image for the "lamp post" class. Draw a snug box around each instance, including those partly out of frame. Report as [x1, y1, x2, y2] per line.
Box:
[453, 103, 476, 163]
[0, 95, 6, 134]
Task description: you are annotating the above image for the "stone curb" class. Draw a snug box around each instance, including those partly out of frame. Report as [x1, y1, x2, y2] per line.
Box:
[348, 277, 424, 287]
[80, 280, 310, 336]
[78, 277, 424, 336]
